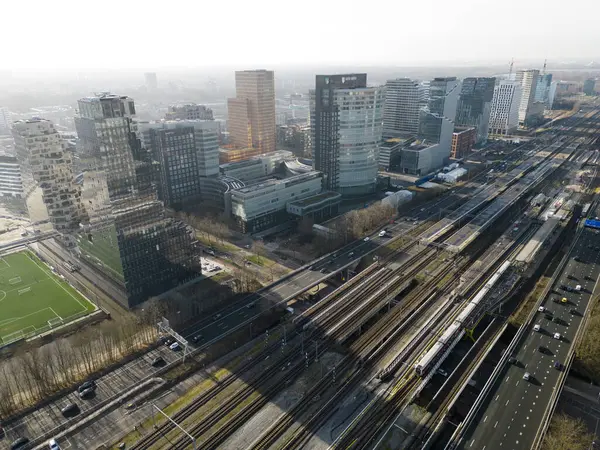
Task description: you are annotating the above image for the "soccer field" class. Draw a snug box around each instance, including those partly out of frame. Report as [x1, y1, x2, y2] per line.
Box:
[0, 251, 96, 344]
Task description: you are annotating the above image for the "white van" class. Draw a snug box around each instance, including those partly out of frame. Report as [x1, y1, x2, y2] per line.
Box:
[48, 439, 61, 449]
[533, 324, 541, 332]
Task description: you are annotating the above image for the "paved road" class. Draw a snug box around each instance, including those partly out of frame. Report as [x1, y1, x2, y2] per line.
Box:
[461, 222, 600, 450]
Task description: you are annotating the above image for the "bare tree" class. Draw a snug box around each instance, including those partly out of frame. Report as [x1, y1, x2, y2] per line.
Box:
[543, 413, 595, 450]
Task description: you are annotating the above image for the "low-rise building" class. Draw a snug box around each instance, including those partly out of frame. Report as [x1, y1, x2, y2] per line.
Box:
[286, 191, 341, 223]
[0, 155, 23, 198]
[379, 138, 404, 171]
[399, 142, 447, 176]
[451, 127, 476, 159]
[229, 171, 323, 233]
[220, 150, 293, 181]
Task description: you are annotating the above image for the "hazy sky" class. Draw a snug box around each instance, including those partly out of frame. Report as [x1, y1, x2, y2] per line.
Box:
[5, 0, 600, 70]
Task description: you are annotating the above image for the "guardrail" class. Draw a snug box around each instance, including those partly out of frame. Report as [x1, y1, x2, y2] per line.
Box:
[446, 219, 583, 449]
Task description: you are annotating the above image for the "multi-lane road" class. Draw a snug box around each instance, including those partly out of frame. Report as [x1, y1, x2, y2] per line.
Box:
[461, 218, 600, 450]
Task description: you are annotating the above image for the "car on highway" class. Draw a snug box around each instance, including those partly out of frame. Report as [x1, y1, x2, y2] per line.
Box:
[554, 332, 561, 340]
[575, 284, 582, 291]
[348, 252, 355, 257]
[538, 306, 545, 312]
[554, 361, 562, 370]
[508, 356, 517, 365]
[10, 437, 29, 449]
[561, 297, 568, 303]
[363, 237, 370, 242]
[79, 387, 95, 399]
[437, 368, 448, 377]
[320, 268, 328, 273]
[169, 342, 181, 351]
[48, 438, 61, 449]
[60, 403, 79, 417]
[151, 356, 165, 367]
[378, 230, 387, 237]
[533, 324, 541, 332]
[570, 308, 578, 315]
[78, 380, 96, 394]
[567, 274, 577, 280]
[192, 333, 203, 341]
[523, 372, 531, 381]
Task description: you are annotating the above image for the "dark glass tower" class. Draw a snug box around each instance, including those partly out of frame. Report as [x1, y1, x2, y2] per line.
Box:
[74, 94, 200, 308]
[455, 77, 496, 144]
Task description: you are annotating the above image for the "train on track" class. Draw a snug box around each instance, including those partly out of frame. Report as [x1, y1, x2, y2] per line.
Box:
[414, 260, 512, 376]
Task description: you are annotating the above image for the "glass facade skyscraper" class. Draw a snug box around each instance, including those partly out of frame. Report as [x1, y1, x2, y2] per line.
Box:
[455, 77, 496, 144]
[74, 94, 200, 308]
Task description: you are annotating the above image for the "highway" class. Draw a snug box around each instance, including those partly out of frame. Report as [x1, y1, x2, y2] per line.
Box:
[460, 220, 600, 450]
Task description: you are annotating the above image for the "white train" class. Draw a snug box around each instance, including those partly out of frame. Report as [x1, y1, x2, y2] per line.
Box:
[414, 260, 511, 376]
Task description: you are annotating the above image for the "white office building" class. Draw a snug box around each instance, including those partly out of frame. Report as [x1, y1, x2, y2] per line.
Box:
[0, 155, 23, 198]
[230, 171, 323, 232]
[515, 69, 540, 126]
[383, 78, 423, 138]
[489, 81, 522, 135]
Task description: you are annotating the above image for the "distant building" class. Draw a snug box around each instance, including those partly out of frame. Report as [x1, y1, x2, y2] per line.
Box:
[383, 78, 423, 138]
[515, 69, 540, 126]
[0, 108, 11, 135]
[310, 74, 385, 196]
[555, 81, 581, 95]
[12, 119, 82, 246]
[74, 94, 199, 308]
[144, 72, 158, 90]
[489, 81, 522, 135]
[0, 155, 23, 198]
[451, 127, 476, 159]
[219, 146, 263, 163]
[165, 103, 214, 121]
[534, 73, 553, 107]
[419, 77, 461, 161]
[277, 124, 309, 157]
[229, 171, 323, 233]
[584, 78, 597, 96]
[454, 77, 495, 144]
[228, 70, 276, 153]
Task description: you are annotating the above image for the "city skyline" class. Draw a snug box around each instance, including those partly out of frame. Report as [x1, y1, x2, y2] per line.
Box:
[3, 0, 600, 70]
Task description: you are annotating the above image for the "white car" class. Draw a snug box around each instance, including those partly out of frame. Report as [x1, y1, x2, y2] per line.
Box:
[538, 306, 545, 312]
[523, 372, 531, 381]
[575, 284, 582, 291]
[364, 237, 370, 242]
[48, 439, 61, 449]
[554, 332, 561, 340]
[533, 324, 541, 332]
[169, 342, 181, 351]
[378, 230, 386, 237]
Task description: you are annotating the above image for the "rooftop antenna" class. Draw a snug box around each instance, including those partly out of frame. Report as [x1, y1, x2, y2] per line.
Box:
[509, 58, 514, 77]
[542, 59, 547, 74]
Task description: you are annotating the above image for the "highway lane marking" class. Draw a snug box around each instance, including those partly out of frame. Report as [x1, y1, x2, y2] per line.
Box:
[494, 421, 498, 428]
[506, 400, 510, 406]
[484, 415, 488, 423]
[495, 395, 500, 401]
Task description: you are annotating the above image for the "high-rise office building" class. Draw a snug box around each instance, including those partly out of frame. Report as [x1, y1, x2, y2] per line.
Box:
[145, 72, 158, 90]
[0, 107, 11, 135]
[12, 119, 82, 246]
[534, 73, 553, 106]
[419, 77, 461, 152]
[584, 78, 597, 96]
[228, 70, 276, 153]
[489, 81, 522, 135]
[310, 74, 385, 196]
[139, 120, 219, 209]
[515, 69, 540, 126]
[454, 77, 496, 144]
[74, 94, 199, 308]
[165, 104, 214, 121]
[383, 78, 423, 138]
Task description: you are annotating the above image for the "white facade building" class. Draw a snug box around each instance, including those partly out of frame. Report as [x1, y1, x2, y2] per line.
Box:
[230, 171, 323, 232]
[515, 69, 540, 126]
[383, 78, 422, 138]
[489, 81, 522, 135]
[12, 119, 81, 244]
[0, 155, 23, 198]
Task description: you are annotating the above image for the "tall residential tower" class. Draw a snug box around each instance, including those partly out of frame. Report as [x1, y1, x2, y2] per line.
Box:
[310, 74, 385, 196]
[489, 81, 522, 135]
[382, 78, 423, 138]
[515, 69, 540, 126]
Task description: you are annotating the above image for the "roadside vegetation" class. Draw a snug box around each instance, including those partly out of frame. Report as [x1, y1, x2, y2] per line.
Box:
[543, 413, 595, 450]
[574, 293, 600, 382]
[509, 276, 550, 326]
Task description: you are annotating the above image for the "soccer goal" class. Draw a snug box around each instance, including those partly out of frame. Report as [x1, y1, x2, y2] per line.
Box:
[48, 317, 64, 328]
[17, 286, 31, 295]
[9, 276, 22, 285]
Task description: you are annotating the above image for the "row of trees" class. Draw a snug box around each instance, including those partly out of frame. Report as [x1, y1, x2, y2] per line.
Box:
[176, 211, 234, 248]
[575, 303, 600, 382]
[543, 413, 595, 450]
[0, 311, 160, 418]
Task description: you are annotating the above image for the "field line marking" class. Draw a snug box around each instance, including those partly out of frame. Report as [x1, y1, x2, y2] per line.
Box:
[4, 281, 39, 295]
[49, 307, 60, 320]
[27, 254, 89, 313]
[0, 257, 10, 271]
[0, 307, 53, 332]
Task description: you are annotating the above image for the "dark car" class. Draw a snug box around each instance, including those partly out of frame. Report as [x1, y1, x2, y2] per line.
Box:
[78, 380, 96, 394]
[151, 356, 165, 367]
[61, 403, 80, 418]
[570, 308, 578, 315]
[585, 275, 593, 281]
[567, 274, 577, 280]
[554, 361, 562, 370]
[79, 387, 95, 399]
[538, 345, 547, 354]
[508, 356, 517, 365]
[10, 437, 29, 449]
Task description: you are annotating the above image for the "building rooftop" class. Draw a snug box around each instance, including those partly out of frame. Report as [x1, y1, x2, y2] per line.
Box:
[234, 171, 321, 195]
[288, 190, 341, 207]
